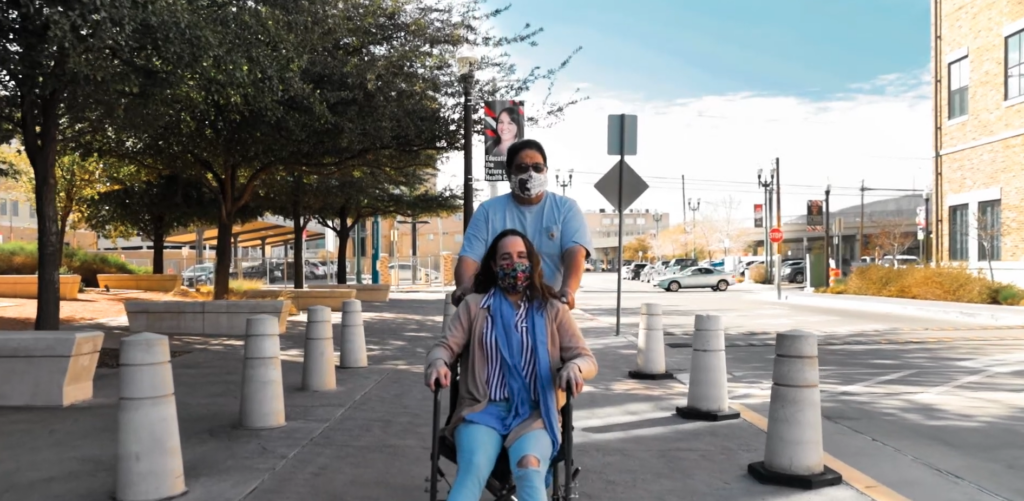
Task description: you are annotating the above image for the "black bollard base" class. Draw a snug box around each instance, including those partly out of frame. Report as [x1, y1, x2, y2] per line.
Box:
[747, 461, 843, 490]
[675, 406, 740, 422]
[627, 370, 675, 381]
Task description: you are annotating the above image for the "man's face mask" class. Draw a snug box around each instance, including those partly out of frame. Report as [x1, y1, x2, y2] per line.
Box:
[509, 162, 548, 198]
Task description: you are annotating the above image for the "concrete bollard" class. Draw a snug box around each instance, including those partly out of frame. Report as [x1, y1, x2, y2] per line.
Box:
[339, 299, 368, 369]
[676, 314, 739, 421]
[240, 315, 287, 430]
[116, 332, 187, 501]
[627, 303, 673, 380]
[302, 306, 336, 392]
[441, 293, 456, 335]
[748, 330, 842, 489]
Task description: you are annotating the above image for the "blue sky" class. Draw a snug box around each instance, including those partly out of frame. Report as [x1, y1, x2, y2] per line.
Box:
[491, 0, 931, 100]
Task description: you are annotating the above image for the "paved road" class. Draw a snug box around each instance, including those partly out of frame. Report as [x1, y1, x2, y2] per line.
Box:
[576, 273, 1024, 501]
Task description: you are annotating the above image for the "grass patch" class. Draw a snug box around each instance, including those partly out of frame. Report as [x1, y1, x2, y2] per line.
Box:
[171, 279, 299, 314]
[0, 242, 149, 287]
[823, 264, 1023, 305]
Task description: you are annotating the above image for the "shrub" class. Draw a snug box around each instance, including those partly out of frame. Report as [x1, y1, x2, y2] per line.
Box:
[748, 264, 768, 284]
[0, 242, 148, 287]
[825, 264, 1022, 305]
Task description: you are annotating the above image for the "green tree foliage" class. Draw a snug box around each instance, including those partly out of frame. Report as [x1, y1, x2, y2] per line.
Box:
[82, 173, 221, 275]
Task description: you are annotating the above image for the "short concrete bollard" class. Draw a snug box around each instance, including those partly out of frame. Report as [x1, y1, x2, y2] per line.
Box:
[441, 293, 456, 335]
[339, 299, 368, 369]
[676, 314, 739, 421]
[627, 303, 673, 380]
[302, 306, 336, 392]
[240, 315, 286, 430]
[748, 330, 842, 489]
[116, 332, 187, 501]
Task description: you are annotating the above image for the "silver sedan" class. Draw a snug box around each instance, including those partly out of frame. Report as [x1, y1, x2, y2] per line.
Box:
[657, 266, 737, 292]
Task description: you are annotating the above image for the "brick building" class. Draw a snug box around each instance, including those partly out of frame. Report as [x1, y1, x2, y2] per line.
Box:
[932, 1, 1024, 284]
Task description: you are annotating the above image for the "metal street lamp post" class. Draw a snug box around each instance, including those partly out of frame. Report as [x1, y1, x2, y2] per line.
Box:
[555, 168, 573, 196]
[687, 198, 700, 259]
[757, 168, 776, 281]
[824, 183, 832, 284]
[457, 48, 480, 233]
[923, 189, 932, 264]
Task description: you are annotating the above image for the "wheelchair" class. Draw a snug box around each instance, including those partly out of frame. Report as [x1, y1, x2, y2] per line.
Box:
[428, 355, 581, 500]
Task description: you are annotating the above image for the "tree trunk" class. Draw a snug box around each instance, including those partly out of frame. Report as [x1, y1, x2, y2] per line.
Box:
[34, 160, 61, 330]
[152, 228, 165, 275]
[213, 215, 234, 299]
[335, 206, 350, 285]
[292, 219, 308, 290]
[58, 208, 71, 260]
[291, 174, 305, 289]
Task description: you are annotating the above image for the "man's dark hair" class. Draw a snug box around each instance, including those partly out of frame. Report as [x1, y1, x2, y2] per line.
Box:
[505, 139, 548, 174]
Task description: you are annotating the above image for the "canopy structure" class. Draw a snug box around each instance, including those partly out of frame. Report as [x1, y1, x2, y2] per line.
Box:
[165, 218, 326, 251]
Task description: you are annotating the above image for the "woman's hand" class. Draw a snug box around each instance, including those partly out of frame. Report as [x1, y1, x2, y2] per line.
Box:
[557, 363, 585, 397]
[425, 359, 451, 392]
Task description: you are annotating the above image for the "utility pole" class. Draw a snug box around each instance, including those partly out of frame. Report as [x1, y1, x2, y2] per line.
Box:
[858, 179, 865, 260]
[681, 174, 687, 229]
[774, 158, 781, 228]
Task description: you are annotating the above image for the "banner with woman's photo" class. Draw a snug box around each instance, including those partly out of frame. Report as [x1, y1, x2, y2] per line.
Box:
[483, 100, 525, 182]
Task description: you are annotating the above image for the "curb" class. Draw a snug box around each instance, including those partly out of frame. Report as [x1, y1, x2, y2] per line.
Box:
[764, 291, 1024, 326]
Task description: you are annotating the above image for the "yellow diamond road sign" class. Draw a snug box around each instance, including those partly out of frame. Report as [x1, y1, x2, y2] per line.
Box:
[594, 160, 649, 212]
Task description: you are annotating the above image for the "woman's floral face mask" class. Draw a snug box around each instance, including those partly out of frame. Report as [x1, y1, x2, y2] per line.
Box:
[496, 261, 531, 294]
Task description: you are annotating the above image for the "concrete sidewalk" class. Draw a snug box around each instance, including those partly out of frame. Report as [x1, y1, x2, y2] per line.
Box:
[0, 293, 869, 500]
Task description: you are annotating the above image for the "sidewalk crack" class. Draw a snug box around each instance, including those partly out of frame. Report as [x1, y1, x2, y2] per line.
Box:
[237, 370, 393, 501]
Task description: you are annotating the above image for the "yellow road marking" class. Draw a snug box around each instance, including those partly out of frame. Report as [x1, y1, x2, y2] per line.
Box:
[732, 403, 912, 501]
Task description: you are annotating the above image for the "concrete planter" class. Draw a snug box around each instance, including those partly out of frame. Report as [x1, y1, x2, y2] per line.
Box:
[97, 274, 182, 293]
[308, 284, 390, 302]
[0, 330, 105, 407]
[241, 288, 357, 311]
[0, 275, 81, 300]
[124, 300, 291, 336]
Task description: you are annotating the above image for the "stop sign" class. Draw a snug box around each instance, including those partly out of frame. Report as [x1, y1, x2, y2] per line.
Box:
[769, 227, 784, 243]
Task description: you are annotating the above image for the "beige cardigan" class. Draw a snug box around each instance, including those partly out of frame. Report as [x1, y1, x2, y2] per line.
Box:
[425, 292, 599, 448]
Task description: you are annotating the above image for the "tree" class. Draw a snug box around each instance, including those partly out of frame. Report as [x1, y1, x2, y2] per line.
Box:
[974, 210, 1001, 281]
[95, 0, 587, 299]
[868, 217, 915, 261]
[0, 1, 165, 329]
[623, 235, 654, 261]
[82, 173, 221, 275]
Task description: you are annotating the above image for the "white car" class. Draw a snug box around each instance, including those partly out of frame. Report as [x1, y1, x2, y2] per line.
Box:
[657, 266, 737, 292]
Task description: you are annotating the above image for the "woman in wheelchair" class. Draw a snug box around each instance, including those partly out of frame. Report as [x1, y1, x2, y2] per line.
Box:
[424, 228, 598, 501]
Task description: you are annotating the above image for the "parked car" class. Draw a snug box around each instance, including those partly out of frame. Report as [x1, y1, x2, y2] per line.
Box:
[781, 260, 805, 284]
[628, 263, 649, 280]
[657, 266, 737, 292]
[388, 262, 441, 282]
[182, 264, 215, 288]
[880, 255, 921, 268]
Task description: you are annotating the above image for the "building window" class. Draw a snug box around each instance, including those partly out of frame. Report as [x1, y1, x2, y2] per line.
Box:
[29, 205, 36, 219]
[977, 200, 1001, 261]
[948, 57, 969, 119]
[1008, 30, 1024, 100]
[602, 218, 611, 225]
[10, 201, 18, 218]
[949, 204, 969, 261]
[635, 217, 646, 225]
[0, 198, 6, 216]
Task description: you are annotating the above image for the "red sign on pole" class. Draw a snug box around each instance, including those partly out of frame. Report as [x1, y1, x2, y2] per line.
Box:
[769, 227, 784, 244]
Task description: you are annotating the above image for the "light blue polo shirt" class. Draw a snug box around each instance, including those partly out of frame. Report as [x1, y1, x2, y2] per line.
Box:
[459, 192, 594, 289]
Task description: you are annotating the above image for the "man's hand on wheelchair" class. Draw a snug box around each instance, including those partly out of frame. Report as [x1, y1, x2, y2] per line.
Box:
[557, 363, 585, 397]
[451, 285, 472, 308]
[425, 359, 451, 392]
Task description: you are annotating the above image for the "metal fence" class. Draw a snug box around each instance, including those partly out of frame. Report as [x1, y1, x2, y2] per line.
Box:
[157, 255, 447, 290]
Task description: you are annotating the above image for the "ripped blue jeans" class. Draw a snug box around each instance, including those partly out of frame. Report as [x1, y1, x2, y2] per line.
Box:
[447, 423, 554, 501]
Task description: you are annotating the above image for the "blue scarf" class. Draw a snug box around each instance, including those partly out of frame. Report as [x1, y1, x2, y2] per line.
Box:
[469, 290, 561, 463]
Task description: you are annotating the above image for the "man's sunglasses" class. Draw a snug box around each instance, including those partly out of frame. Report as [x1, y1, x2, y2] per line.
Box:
[511, 162, 547, 175]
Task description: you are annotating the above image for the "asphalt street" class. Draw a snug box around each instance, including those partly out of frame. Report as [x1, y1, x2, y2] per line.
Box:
[576, 272, 1024, 501]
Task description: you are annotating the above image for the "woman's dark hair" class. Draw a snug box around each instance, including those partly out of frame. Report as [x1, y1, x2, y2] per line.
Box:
[472, 228, 557, 304]
[504, 138, 547, 176]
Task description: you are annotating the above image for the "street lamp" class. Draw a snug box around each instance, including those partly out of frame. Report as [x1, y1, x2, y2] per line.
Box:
[687, 198, 700, 259]
[457, 46, 480, 233]
[824, 183, 832, 282]
[757, 167, 777, 282]
[555, 168, 573, 195]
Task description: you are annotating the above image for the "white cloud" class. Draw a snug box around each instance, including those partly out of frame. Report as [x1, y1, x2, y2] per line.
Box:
[438, 69, 934, 230]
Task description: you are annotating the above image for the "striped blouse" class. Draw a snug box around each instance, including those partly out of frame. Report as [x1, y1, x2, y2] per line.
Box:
[480, 289, 539, 401]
